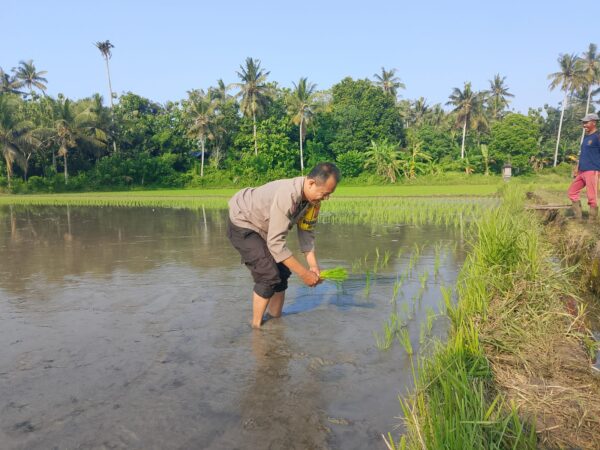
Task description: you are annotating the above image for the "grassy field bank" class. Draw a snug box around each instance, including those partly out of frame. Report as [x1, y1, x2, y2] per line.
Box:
[392, 186, 600, 449]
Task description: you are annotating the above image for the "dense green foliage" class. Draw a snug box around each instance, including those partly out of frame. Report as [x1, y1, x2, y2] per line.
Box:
[1, 45, 598, 192]
[488, 113, 540, 173]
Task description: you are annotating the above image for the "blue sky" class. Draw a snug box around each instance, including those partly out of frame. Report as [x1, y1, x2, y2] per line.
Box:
[3, 0, 595, 113]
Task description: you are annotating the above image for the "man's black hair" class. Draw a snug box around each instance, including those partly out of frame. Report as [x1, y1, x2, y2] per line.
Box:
[307, 162, 341, 184]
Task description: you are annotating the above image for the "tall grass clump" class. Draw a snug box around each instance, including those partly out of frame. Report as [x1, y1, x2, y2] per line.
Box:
[393, 185, 546, 449]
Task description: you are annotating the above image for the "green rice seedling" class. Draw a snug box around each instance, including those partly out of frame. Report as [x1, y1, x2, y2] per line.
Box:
[373, 247, 380, 274]
[351, 258, 362, 274]
[397, 247, 405, 259]
[397, 327, 413, 356]
[373, 331, 387, 350]
[320, 267, 348, 283]
[382, 250, 391, 268]
[407, 254, 415, 277]
[419, 271, 429, 289]
[401, 302, 413, 321]
[440, 285, 453, 313]
[364, 269, 371, 296]
[419, 324, 427, 345]
[425, 307, 435, 335]
[413, 243, 421, 260]
[391, 276, 403, 304]
[374, 320, 395, 350]
[389, 310, 399, 331]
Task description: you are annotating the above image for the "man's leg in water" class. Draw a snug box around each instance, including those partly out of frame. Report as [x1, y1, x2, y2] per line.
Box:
[252, 292, 270, 328]
[267, 291, 285, 318]
[252, 291, 285, 328]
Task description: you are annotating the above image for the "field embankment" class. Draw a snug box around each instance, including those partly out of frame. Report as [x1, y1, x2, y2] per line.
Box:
[396, 186, 600, 450]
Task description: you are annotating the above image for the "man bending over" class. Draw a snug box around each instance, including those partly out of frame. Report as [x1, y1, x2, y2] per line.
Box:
[227, 162, 340, 328]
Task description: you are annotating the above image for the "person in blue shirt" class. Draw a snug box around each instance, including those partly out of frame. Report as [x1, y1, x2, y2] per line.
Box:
[568, 113, 600, 222]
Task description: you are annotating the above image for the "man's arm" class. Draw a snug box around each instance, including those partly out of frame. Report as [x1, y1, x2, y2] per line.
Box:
[304, 250, 320, 276]
[282, 254, 319, 286]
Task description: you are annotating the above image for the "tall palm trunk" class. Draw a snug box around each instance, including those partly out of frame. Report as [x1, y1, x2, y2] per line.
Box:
[3, 153, 13, 188]
[299, 116, 305, 173]
[252, 111, 258, 156]
[580, 85, 594, 144]
[460, 118, 467, 159]
[103, 56, 118, 154]
[23, 156, 30, 181]
[63, 153, 68, 183]
[554, 92, 568, 166]
[200, 137, 205, 177]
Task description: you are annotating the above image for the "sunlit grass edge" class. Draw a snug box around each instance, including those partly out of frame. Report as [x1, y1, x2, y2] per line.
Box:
[390, 185, 567, 449]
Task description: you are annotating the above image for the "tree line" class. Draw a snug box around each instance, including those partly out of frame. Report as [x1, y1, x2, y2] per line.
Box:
[1, 42, 599, 192]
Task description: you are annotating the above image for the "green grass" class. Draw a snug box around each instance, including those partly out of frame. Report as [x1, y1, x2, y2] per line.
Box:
[335, 184, 500, 197]
[0, 183, 499, 204]
[391, 185, 541, 449]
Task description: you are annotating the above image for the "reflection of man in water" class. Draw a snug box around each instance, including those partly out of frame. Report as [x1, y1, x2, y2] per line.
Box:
[227, 162, 340, 328]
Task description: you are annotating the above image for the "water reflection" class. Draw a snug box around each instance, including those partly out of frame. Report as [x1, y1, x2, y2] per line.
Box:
[0, 205, 232, 294]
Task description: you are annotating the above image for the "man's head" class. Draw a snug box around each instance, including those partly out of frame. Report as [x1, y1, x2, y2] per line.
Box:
[304, 162, 341, 203]
[581, 113, 599, 134]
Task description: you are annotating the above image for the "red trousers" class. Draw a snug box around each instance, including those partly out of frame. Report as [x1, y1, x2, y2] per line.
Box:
[568, 170, 599, 207]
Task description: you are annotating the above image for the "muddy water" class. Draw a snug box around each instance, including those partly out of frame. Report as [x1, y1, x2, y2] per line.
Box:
[0, 206, 466, 450]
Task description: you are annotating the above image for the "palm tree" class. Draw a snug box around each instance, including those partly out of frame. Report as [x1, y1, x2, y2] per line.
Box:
[232, 57, 271, 156]
[411, 97, 429, 126]
[364, 140, 402, 183]
[576, 44, 600, 143]
[0, 67, 25, 95]
[95, 41, 116, 108]
[424, 104, 446, 128]
[0, 95, 37, 186]
[209, 79, 230, 103]
[95, 40, 117, 153]
[548, 53, 581, 166]
[186, 89, 216, 177]
[486, 74, 514, 121]
[208, 79, 236, 169]
[36, 96, 106, 183]
[446, 82, 484, 159]
[14, 60, 47, 97]
[373, 67, 405, 100]
[287, 77, 318, 173]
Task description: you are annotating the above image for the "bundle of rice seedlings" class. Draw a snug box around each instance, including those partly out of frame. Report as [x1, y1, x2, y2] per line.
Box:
[319, 267, 348, 283]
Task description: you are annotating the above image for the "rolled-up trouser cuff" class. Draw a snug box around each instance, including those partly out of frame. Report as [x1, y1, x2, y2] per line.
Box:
[254, 262, 291, 298]
[227, 218, 293, 299]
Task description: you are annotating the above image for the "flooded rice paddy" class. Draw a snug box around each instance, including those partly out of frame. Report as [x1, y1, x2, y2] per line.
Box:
[0, 205, 467, 449]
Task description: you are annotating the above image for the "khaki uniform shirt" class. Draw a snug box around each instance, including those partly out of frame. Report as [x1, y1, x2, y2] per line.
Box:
[228, 177, 315, 262]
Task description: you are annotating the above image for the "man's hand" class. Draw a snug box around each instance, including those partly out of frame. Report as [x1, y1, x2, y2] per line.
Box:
[300, 269, 320, 287]
[309, 266, 323, 285]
